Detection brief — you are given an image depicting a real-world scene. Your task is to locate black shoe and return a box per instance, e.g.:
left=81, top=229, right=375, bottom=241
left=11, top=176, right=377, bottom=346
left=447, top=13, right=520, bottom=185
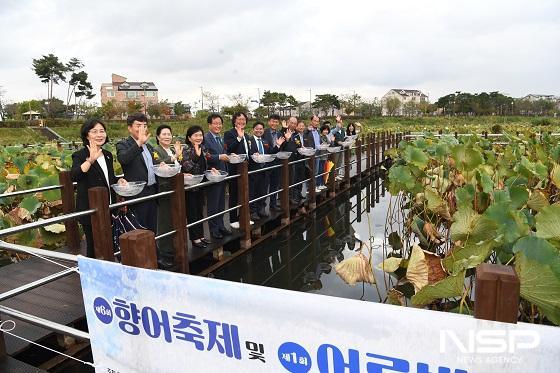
left=192, top=240, right=207, bottom=249
left=258, top=210, right=269, bottom=218
left=220, top=228, right=233, bottom=235
left=212, top=231, right=224, bottom=239
left=201, top=238, right=212, bottom=245
left=250, top=212, right=260, bottom=221
left=157, top=258, right=174, bottom=270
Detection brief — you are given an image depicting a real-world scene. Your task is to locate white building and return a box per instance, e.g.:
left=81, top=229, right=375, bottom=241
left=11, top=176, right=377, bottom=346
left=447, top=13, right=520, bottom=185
left=521, top=94, right=558, bottom=102
left=381, top=89, right=428, bottom=116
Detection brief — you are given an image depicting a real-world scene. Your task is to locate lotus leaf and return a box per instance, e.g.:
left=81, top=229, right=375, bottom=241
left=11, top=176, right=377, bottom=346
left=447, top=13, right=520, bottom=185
left=377, top=257, right=403, bottom=272
left=411, top=270, right=465, bottom=306
left=535, top=205, right=560, bottom=241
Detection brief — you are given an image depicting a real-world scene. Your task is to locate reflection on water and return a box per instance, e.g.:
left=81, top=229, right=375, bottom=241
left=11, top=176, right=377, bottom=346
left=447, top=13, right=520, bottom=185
left=211, top=175, right=392, bottom=303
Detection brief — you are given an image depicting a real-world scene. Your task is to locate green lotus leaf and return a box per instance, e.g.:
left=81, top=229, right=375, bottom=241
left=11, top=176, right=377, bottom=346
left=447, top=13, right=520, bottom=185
left=18, top=196, right=41, bottom=215
left=515, top=252, right=560, bottom=325
left=411, top=270, right=465, bottom=306
left=508, top=186, right=529, bottom=209
left=388, top=165, right=418, bottom=194
left=12, top=156, right=28, bottom=173
left=451, top=145, right=484, bottom=172
left=513, top=236, right=560, bottom=270
left=476, top=170, right=494, bottom=194
left=450, top=206, right=497, bottom=243
left=527, top=190, right=549, bottom=212
left=536, top=205, right=560, bottom=241
left=492, top=190, right=510, bottom=204
left=443, top=240, right=497, bottom=271
left=40, top=174, right=62, bottom=202
left=404, top=146, right=429, bottom=169
left=455, top=184, right=475, bottom=209
left=17, top=174, right=39, bottom=190
left=485, top=202, right=530, bottom=244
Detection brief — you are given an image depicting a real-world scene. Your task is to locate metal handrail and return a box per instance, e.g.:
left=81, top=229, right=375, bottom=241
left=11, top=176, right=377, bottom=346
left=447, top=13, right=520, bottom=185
left=0, top=184, right=70, bottom=199
left=0, top=267, right=77, bottom=302
left=109, top=190, right=174, bottom=210
left=0, top=240, right=79, bottom=262
left=0, top=305, right=90, bottom=341
left=0, top=209, right=95, bottom=238
left=186, top=204, right=242, bottom=228
left=247, top=188, right=284, bottom=205
left=247, top=163, right=283, bottom=176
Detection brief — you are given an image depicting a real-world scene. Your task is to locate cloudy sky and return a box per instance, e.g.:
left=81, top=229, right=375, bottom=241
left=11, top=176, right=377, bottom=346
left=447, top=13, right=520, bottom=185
left=1, top=0, right=559, bottom=108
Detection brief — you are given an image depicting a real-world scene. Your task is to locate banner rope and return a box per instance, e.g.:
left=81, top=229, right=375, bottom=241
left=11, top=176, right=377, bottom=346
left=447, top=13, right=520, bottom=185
left=0, top=319, right=96, bottom=368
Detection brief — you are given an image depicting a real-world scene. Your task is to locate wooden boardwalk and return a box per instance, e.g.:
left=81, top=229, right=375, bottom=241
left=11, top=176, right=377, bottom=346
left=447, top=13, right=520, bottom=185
left=0, top=142, right=391, bottom=369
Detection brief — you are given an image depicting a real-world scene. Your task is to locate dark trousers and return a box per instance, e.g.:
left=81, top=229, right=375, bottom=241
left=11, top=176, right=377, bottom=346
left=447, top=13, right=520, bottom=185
left=156, top=180, right=174, bottom=259
left=83, top=223, right=94, bottom=258
left=290, top=163, right=305, bottom=203
left=267, top=166, right=280, bottom=207
left=250, top=172, right=267, bottom=213
left=207, top=182, right=226, bottom=234
left=186, top=189, right=205, bottom=240
left=129, top=185, right=158, bottom=234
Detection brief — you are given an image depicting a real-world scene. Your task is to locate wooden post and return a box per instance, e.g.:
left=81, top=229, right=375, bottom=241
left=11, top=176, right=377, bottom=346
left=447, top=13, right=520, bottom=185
left=237, top=161, right=251, bottom=249
left=454, top=131, right=458, bottom=139
left=475, top=263, right=520, bottom=323
left=308, top=155, right=316, bottom=210
left=344, top=146, right=350, bottom=189
left=58, top=171, right=80, bottom=253
left=375, top=132, right=380, bottom=167
left=119, top=230, right=158, bottom=269
left=88, top=187, right=114, bottom=261
left=170, top=173, right=189, bottom=274
left=328, top=153, right=336, bottom=198
left=356, top=138, right=362, bottom=179
left=280, top=159, right=290, bottom=225
left=365, top=134, right=371, bottom=176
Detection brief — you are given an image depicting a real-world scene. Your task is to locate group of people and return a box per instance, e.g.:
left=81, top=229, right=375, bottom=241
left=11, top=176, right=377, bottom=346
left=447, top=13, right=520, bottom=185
left=71, top=112, right=358, bottom=268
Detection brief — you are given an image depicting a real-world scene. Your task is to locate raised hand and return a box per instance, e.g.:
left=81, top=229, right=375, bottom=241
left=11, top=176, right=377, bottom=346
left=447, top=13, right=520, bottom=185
left=284, top=129, right=293, bottom=140
left=173, top=140, right=183, bottom=155
left=236, top=126, right=244, bottom=139
left=137, top=125, right=150, bottom=145
left=87, top=143, right=103, bottom=162
left=276, top=136, right=286, bottom=146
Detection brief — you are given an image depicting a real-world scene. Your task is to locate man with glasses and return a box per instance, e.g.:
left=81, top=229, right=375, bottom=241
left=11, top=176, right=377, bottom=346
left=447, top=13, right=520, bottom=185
left=205, top=113, right=232, bottom=240
left=116, top=113, right=158, bottom=234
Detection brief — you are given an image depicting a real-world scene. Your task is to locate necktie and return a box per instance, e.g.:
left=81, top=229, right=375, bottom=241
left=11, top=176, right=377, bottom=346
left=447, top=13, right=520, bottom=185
left=271, top=131, right=277, bottom=144
left=141, top=144, right=156, bottom=186
left=215, top=136, right=223, bottom=147
left=257, top=138, right=264, bottom=154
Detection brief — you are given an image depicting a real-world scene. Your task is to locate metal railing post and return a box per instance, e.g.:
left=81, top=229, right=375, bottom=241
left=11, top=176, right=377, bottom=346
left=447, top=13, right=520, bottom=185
left=308, top=155, right=316, bottom=210
left=120, top=230, right=158, bottom=269
left=88, top=187, right=114, bottom=261
left=474, top=263, right=520, bottom=323
left=237, top=161, right=251, bottom=249
left=170, top=173, right=189, bottom=273
left=58, top=170, right=80, bottom=253
left=365, top=134, right=371, bottom=176
left=280, top=159, right=290, bottom=225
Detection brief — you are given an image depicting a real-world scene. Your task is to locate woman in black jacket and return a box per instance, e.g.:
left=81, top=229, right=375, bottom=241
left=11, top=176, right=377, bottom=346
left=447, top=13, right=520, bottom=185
left=71, top=119, right=125, bottom=257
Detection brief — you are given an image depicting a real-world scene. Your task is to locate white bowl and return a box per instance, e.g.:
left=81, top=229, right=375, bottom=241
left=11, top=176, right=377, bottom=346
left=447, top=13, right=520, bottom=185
left=111, top=181, right=146, bottom=197
left=327, top=146, right=341, bottom=153
left=275, top=151, right=292, bottom=159
left=205, top=170, right=228, bottom=183
left=318, top=143, right=331, bottom=150
left=251, top=153, right=276, bottom=163
left=153, top=164, right=181, bottom=178
left=229, top=154, right=247, bottom=164
left=297, top=147, right=316, bottom=156
left=339, top=140, right=354, bottom=148
left=184, top=174, right=204, bottom=186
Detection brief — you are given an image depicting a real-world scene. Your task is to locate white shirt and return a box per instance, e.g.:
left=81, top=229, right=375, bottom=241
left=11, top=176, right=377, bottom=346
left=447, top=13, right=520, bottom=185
left=96, top=154, right=110, bottom=188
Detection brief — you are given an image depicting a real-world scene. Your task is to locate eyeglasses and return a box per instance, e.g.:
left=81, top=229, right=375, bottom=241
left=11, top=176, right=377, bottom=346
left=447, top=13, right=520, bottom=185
left=89, top=130, right=106, bottom=135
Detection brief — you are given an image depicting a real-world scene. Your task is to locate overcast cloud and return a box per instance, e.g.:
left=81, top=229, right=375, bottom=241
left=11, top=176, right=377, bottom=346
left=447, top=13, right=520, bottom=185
left=1, top=0, right=559, bottom=107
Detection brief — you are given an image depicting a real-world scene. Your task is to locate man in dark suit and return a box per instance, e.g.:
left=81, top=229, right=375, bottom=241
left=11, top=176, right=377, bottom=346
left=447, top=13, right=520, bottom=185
left=223, top=112, right=252, bottom=227
left=285, top=119, right=312, bottom=207
left=248, top=121, right=279, bottom=221
left=116, top=113, right=158, bottom=234
left=263, top=114, right=284, bottom=212
left=304, top=115, right=322, bottom=193
left=205, top=113, right=233, bottom=239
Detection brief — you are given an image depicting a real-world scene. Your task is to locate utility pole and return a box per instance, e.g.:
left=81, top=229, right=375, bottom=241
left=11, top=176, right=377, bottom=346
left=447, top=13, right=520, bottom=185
left=256, top=88, right=261, bottom=107
left=306, top=89, right=312, bottom=114
left=200, top=86, right=204, bottom=110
